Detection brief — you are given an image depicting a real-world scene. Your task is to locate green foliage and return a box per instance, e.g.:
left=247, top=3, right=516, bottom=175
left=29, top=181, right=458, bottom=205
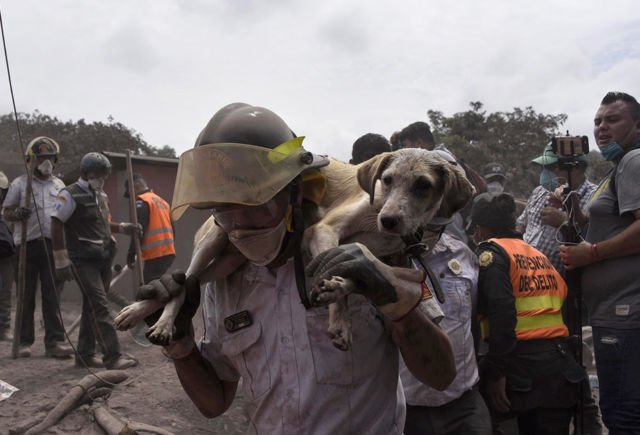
left=0, top=111, right=176, bottom=177
left=427, top=102, right=570, bottom=198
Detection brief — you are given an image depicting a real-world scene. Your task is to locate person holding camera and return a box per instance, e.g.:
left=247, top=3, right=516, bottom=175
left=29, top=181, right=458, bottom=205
left=516, top=144, right=596, bottom=274
left=560, top=91, right=640, bottom=433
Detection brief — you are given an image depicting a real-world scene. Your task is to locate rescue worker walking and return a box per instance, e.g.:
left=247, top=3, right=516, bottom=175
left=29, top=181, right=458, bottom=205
left=51, top=152, right=138, bottom=369
left=125, top=173, right=175, bottom=283
left=470, top=192, right=584, bottom=435
left=1, top=138, right=72, bottom=358
left=135, top=103, right=456, bottom=433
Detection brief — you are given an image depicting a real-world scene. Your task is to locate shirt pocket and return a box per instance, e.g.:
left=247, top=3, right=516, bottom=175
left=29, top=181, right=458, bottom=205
left=46, top=187, right=59, bottom=211
left=221, top=323, right=271, bottom=400
left=305, top=297, right=386, bottom=386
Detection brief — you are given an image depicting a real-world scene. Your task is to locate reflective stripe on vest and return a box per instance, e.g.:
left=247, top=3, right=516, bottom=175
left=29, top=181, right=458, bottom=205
left=138, top=191, right=175, bottom=260
left=490, top=238, right=568, bottom=341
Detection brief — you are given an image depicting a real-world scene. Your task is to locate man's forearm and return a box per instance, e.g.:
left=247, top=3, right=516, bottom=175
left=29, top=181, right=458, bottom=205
left=393, top=305, right=456, bottom=391
left=173, top=347, right=237, bottom=418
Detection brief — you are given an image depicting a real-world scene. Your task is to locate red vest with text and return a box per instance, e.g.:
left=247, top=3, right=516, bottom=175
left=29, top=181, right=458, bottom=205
left=488, top=238, right=569, bottom=341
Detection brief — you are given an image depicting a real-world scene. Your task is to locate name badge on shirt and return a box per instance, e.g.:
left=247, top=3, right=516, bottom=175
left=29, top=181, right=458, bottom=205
left=224, top=310, right=253, bottom=333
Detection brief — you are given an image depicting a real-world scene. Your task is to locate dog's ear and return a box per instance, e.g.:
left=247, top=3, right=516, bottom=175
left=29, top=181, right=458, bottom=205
left=436, top=161, right=475, bottom=218
left=357, top=152, right=395, bottom=204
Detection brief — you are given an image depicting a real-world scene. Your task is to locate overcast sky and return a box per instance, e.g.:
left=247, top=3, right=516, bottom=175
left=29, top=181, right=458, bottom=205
left=1, top=0, right=638, bottom=162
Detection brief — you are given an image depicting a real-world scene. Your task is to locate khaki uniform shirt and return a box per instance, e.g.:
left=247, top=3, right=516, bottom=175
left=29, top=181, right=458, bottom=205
left=200, top=259, right=406, bottom=435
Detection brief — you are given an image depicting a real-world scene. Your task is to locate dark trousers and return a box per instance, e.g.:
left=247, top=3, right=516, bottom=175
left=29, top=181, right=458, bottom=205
left=17, top=239, right=65, bottom=349
left=592, top=326, right=640, bottom=434
left=74, top=258, right=121, bottom=365
left=143, top=254, right=175, bottom=283
left=405, top=386, right=492, bottom=435
left=0, top=256, right=14, bottom=331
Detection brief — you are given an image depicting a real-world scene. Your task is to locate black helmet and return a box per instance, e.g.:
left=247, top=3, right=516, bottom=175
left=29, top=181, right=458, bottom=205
left=171, top=103, right=328, bottom=220
left=26, top=137, right=60, bottom=162
left=470, top=192, right=516, bottom=231
left=80, top=152, right=112, bottom=177
left=194, top=102, right=295, bottom=149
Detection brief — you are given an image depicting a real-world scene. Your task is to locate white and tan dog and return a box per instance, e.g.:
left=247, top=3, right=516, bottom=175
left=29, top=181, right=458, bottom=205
left=115, top=149, right=474, bottom=350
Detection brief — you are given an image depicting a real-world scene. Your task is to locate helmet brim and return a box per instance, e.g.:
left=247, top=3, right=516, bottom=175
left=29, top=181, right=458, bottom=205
left=171, top=137, right=328, bottom=220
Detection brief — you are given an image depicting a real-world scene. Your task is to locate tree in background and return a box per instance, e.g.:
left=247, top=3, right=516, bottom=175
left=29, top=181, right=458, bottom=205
left=0, top=111, right=176, bottom=178
left=427, top=102, right=610, bottom=199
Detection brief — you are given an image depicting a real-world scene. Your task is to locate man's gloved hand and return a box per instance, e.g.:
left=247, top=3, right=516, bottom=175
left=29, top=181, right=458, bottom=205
left=53, top=249, right=74, bottom=282
left=119, top=222, right=143, bottom=238
left=307, top=243, right=399, bottom=306
left=13, top=207, right=32, bottom=221
left=306, top=243, right=431, bottom=321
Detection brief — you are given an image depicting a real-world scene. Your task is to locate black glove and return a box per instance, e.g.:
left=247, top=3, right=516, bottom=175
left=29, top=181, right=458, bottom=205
left=306, top=243, right=398, bottom=306
left=14, top=207, right=32, bottom=221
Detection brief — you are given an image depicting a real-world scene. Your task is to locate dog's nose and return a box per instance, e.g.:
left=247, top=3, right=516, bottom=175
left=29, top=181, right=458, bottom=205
left=380, top=215, right=399, bottom=230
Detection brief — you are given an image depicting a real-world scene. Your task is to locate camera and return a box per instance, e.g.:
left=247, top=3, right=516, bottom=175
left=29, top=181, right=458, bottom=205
left=551, top=135, right=589, bottom=159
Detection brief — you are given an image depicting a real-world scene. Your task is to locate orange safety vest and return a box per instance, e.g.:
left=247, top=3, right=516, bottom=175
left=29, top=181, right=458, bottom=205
left=138, top=191, right=175, bottom=260
left=482, top=238, right=569, bottom=341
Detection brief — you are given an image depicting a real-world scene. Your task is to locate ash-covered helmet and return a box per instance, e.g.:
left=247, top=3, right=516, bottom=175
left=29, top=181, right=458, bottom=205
left=80, top=152, right=112, bottom=177
left=172, top=103, right=328, bottom=220
left=25, top=137, right=60, bottom=162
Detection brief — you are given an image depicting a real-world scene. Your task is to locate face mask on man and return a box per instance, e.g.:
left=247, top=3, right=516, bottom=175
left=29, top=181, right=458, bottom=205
left=539, top=168, right=558, bottom=192
left=486, top=181, right=504, bottom=194
left=88, top=177, right=106, bottom=192
left=227, top=219, right=288, bottom=266
left=599, top=142, right=626, bottom=162
left=37, top=159, right=54, bottom=176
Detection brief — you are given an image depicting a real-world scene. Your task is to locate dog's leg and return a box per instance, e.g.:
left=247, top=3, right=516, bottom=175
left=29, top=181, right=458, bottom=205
left=114, top=299, right=164, bottom=331
left=146, top=289, right=186, bottom=346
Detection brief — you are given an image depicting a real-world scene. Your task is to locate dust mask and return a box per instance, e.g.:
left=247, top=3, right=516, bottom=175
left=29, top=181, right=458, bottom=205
left=227, top=219, right=288, bottom=266
left=88, top=177, right=105, bottom=192
left=37, top=160, right=54, bottom=176
left=486, top=181, right=504, bottom=194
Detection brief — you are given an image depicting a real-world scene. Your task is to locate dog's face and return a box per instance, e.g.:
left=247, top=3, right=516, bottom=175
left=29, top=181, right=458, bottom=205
left=356, top=149, right=474, bottom=236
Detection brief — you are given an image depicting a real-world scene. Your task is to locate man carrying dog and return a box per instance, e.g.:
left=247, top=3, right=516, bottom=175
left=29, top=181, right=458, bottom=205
left=137, top=103, right=456, bottom=433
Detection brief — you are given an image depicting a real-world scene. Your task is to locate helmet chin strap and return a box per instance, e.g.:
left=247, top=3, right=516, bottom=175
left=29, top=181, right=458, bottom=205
left=290, top=176, right=312, bottom=309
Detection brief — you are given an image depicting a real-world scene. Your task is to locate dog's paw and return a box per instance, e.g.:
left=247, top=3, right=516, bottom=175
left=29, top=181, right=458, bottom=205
left=146, top=322, right=176, bottom=346
left=310, top=276, right=355, bottom=306
left=328, top=317, right=352, bottom=351
left=115, top=301, right=147, bottom=331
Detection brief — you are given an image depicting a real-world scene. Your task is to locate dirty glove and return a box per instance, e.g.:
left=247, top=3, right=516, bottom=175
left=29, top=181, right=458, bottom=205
left=13, top=206, right=32, bottom=221
left=119, top=222, right=143, bottom=238
left=306, top=242, right=435, bottom=321
left=53, top=249, right=74, bottom=282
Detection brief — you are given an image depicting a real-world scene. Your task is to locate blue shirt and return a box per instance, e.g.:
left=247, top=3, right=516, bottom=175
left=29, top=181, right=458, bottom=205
left=400, top=233, right=480, bottom=406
